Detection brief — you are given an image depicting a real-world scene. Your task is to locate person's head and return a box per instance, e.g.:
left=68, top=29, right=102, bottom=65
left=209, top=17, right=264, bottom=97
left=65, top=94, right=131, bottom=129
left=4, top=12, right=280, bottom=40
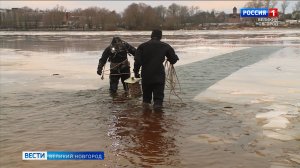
left=110, top=37, right=125, bottom=53
left=111, top=37, right=122, bottom=45
left=151, top=29, right=162, bottom=40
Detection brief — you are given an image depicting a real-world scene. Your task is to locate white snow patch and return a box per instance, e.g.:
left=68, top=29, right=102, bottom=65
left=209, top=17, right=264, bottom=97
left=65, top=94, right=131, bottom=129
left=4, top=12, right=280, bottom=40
left=263, top=130, right=295, bottom=141
left=256, top=111, right=288, bottom=120
left=262, top=116, right=290, bottom=129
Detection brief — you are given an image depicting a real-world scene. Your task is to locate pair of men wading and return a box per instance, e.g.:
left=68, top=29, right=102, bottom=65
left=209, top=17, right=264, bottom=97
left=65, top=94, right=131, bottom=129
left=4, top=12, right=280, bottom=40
left=97, top=30, right=179, bottom=109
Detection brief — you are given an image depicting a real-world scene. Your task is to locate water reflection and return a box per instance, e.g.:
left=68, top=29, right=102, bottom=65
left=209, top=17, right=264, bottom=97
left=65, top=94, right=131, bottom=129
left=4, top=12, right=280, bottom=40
left=0, top=35, right=147, bottom=53
left=108, top=106, right=180, bottom=167
left=1, top=33, right=298, bottom=53
left=1, top=31, right=299, bottom=167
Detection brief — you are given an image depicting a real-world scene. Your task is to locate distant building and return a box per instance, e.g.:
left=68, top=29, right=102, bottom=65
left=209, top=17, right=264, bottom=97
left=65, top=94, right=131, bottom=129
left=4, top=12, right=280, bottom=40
left=63, top=12, right=70, bottom=24
left=225, top=7, right=241, bottom=23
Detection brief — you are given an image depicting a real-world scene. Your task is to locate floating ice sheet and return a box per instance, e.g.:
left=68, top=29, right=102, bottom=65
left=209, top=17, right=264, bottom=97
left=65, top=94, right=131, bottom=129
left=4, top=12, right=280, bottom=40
left=263, top=130, right=295, bottom=141
left=256, top=111, right=288, bottom=120
left=262, top=116, right=290, bottom=129
left=194, top=47, right=300, bottom=106
left=194, top=47, right=300, bottom=141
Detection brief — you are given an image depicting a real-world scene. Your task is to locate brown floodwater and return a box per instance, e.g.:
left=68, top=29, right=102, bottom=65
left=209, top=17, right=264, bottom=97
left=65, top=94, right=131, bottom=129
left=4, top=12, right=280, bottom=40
left=0, top=31, right=299, bottom=168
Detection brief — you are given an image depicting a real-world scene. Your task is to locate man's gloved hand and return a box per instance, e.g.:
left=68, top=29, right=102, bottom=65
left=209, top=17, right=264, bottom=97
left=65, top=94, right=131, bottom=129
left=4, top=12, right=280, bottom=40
left=97, top=61, right=105, bottom=76
left=168, top=58, right=178, bottom=65
left=97, top=70, right=102, bottom=76
left=134, top=73, right=140, bottom=78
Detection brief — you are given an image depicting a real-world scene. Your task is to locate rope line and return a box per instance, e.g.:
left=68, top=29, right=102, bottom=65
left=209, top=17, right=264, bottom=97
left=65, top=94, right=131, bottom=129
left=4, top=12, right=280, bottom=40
left=164, top=60, right=183, bottom=104
left=100, top=58, right=183, bottom=105
left=101, top=59, right=129, bottom=80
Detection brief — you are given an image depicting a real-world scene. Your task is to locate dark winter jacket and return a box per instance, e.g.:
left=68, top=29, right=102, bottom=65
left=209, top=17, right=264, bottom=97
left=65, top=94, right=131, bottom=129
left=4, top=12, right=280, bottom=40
left=134, top=39, right=179, bottom=84
left=97, top=41, right=136, bottom=74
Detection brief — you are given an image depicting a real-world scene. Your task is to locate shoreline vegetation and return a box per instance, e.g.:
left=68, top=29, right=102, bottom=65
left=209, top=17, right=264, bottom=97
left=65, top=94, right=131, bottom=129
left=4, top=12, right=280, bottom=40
left=1, top=1, right=300, bottom=31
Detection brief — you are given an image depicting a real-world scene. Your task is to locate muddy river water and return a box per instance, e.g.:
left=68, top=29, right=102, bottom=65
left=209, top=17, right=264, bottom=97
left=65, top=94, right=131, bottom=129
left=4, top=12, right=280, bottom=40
left=0, top=30, right=299, bottom=167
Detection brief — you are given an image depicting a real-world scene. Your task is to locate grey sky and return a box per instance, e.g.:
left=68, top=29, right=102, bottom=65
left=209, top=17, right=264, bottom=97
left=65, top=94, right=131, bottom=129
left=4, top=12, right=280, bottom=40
left=0, top=1, right=297, bottom=13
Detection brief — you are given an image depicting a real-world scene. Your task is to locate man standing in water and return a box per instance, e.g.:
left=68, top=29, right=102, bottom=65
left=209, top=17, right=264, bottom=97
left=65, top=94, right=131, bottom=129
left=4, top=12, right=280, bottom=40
left=133, top=30, right=179, bottom=110
left=97, top=37, right=136, bottom=94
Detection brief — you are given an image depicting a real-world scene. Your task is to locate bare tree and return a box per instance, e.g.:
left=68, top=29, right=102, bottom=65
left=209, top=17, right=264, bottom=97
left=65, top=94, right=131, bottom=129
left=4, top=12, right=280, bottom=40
left=263, top=0, right=278, bottom=8
left=294, top=1, right=300, bottom=11
left=197, top=11, right=208, bottom=27
left=216, top=11, right=226, bottom=23
left=82, top=7, right=97, bottom=29
left=281, top=1, right=289, bottom=14
left=179, top=6, right=189, bottom=27
left=189, top=6, right=199, bottom=16
left=32, top=8, right=43, bottom=29
left=167, top=3, right=180, bottom=17
left=5, top=2, right=294, bottom=30
left=154, top=5, right=167, bottom=27
left=123, top=3, right=140, bottom=30
left=271, top=0, right=278, bottom=8
left=123, top=3, right=159, bottom=30
left=293, top=1, right=300, bottom=19
left=43, top=5, right=66, bottom=29
left=94, top=8, right=120, bottom=30
left=245, top=0, right=264, bottom=8
left=165, top=3, right=181, bottom=29
left=105, top=10, right=121, bottom=30
left=143, top=6, right=160, bottom=29
left=188, top=6, right=200, bottom=26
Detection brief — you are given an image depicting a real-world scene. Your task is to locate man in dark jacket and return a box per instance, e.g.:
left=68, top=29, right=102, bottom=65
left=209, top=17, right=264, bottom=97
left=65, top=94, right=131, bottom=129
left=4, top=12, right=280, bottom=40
left=97, top=37, right=136, bottom=94
left=133, top=30, right=179, bottom=109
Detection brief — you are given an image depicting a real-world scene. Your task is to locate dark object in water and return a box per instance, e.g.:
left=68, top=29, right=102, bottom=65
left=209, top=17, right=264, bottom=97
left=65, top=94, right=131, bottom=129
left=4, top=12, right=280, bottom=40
left=124, top=77, right=142, bottom=97
left=224, top=106, right=233, bottom=109
left=112, top=99, right=126, bottom=103
left=142, top=102, right=151, bottom=110
left=153, top=105, right=163, bottom=113
left=52, top=74, right=60, bottom=76
left=111, top=93, right=129, bottom=103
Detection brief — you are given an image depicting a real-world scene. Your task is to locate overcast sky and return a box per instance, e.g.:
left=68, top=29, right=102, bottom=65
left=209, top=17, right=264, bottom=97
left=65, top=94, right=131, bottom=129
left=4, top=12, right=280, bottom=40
left=0, top=1, right=297, bottom=13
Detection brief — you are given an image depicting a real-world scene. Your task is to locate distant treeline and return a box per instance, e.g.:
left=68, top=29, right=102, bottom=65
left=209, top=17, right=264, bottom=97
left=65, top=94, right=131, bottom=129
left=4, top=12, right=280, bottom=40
left=0, top=3, right=225, bottom=30
left=0, top=1, right=299, bottom=30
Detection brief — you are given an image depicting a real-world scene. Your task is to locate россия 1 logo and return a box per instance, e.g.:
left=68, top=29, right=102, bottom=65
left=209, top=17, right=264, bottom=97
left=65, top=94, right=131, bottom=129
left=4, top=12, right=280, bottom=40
left=240, top=8, right=278, bottom=18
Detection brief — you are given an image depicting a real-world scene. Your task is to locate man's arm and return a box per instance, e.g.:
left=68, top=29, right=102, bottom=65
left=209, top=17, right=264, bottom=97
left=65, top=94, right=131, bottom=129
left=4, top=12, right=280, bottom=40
left=125, top=42, right=136, bottom=56
left=166, top=45, right=179, bottom=64
left=97, top=47, right=110, bottom=75
left=133, top=46, right=142, bottom=78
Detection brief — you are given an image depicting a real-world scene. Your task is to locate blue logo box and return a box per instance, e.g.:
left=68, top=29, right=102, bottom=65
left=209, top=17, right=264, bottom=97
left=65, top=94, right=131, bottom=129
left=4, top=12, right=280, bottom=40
left=23, top=151, right=104, bottom=160
left=47, top=151, right=104, bottom=160
left=240, top=8, right=269, bottom=18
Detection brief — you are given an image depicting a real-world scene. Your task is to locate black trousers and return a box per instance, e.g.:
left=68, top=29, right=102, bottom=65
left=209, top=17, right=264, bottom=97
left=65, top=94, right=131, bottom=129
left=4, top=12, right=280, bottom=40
left=142, top=82, right=165, bottom=105
left=109, top=67, right=130, bottom=93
